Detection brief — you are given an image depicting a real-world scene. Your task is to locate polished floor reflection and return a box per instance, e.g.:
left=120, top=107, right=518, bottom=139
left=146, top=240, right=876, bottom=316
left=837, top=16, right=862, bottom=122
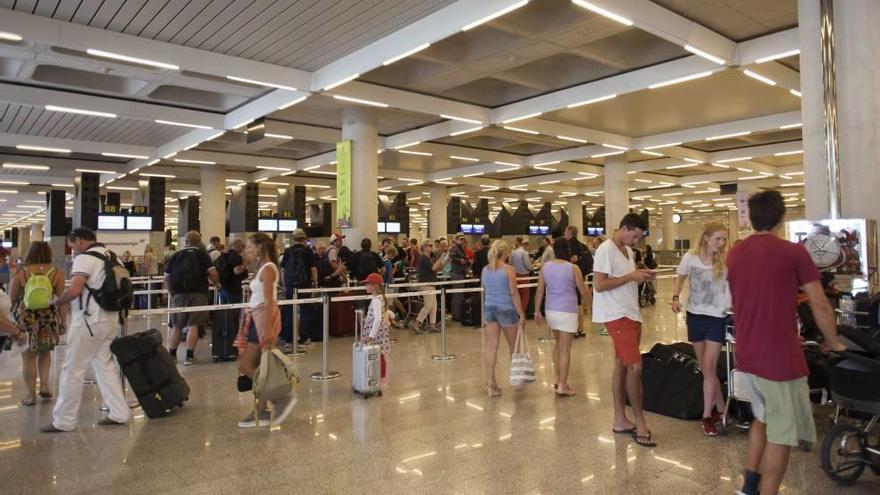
left=0, top=279, right=877, bottom=494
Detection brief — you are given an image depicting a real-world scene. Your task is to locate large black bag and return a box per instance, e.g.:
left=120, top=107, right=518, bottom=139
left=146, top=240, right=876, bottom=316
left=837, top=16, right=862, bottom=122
left=461, top=293, right=482, bottom=327
left=641, top=343, right=706, bottom=420
left=212, top=308, right=239, bottom=362
left=168, top=249, right=201, bottom=294
left=111, top=329, right=190, bottom=418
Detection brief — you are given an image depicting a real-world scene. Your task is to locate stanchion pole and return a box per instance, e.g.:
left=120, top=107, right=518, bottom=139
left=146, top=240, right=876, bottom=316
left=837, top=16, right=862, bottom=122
left=311, top=293, right=340, bottom=380
left=432, top=287, right=456, bottom=361
left=288, top=288, right=305, bottom=357
left=146, top=283, right=153, bottom=330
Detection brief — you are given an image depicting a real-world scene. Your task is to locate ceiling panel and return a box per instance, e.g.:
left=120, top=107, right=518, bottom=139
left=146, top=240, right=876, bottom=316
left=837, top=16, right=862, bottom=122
left=651, top=0, right=797, bottom=41
left=539, top=69, right=801, bottom=137
left=6, top=0, right=455, bottom=71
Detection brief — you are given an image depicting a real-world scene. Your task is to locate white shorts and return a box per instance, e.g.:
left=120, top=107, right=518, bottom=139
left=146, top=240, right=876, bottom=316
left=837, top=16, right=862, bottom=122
left=545, top=310, right=579, bottom=333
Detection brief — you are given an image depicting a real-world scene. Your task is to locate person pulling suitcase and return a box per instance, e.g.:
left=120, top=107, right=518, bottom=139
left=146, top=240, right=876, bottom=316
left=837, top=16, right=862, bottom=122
left=358, top=273, right=391, bottom=392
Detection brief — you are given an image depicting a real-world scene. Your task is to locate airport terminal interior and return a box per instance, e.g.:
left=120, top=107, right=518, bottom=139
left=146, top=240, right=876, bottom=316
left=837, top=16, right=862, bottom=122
left=0, top=0, right=879, bottom=494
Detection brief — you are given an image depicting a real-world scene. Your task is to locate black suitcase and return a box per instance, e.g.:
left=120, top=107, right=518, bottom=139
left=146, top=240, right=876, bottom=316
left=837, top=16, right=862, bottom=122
left=212, top=308, right=240, bottom=362
left=461, top=294, right=482, bottom=327
left=111, top=329, right=190, bottom=418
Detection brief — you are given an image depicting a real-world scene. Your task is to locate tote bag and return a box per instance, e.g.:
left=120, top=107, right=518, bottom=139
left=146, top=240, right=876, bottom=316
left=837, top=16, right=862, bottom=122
left=509, top=324, right=536, bottom=386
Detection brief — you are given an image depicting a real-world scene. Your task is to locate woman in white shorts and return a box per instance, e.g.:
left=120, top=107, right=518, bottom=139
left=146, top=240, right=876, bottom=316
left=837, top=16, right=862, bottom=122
left=534, top=238, right=591, bottom=396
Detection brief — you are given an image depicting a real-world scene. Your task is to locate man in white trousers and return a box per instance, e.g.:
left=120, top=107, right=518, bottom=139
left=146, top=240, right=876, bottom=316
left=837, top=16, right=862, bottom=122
left=42, top=227, right=130, bottom=432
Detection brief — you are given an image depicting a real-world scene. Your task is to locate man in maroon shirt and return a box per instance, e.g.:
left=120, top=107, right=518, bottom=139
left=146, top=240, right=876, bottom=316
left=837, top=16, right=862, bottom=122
left=727, top=190, right=845, bottom=495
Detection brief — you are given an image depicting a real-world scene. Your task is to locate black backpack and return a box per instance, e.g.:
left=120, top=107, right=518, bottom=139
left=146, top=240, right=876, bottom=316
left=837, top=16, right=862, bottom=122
left=283, top=246, right=310, bottom=288
left=82, top=249, right=133, bottom=313
left=215, top=252, right=236, bottom=288
left=169, top=249, right=202, bottom=294
left=355, top=250, right=378, bottom=281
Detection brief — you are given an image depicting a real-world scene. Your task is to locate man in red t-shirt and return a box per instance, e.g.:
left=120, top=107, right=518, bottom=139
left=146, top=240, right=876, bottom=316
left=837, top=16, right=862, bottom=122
left=727, top=190, right=845, bottom=495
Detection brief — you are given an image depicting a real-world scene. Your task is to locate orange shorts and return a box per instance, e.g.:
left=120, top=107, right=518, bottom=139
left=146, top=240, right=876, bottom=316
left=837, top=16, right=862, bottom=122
left=605, top=317, right=642, bottom=366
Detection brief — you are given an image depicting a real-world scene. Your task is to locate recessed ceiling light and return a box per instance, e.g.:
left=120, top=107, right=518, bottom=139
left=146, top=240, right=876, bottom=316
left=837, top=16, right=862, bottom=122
left=449, top=126, right=485, bottom=136
left=255, top=165, right=292, bottom=171
left=398, top=150, right=432, bottom=156
left=140, top=173, right=176, bottom=178
left=225, top=75, right=297, bottom=91
left=264, top=133, right=294, bottom=140
left=462, top=0, right=530, bottom=31
left=106, top=186, right=139, bottom=191
left=643, top=142, right=681, bottom=150
left=173, top=159, right=216, bottom=165
left=789, top=89, right=802, bottom=97
left=2, top=163, right=49, bottom=171
left=277, top=96, right=308, bottom=110
left=706, top=131, right=752, bottom=141
left=501, top=112, right=542, bottom=124
left=503, top=126, right=539, bottom=135
left=332, top=95, right=388, bottom=108
left=557, top=135, right=588, bottom=143
left=743, top=70, right=776, bottom=86
left=566, top=94, right=616, bottom=109
left=101, top=152, right=150, bottom=159
left=572, top=0, right=633, bottom=26
left=75, top=168, right=115, bottom=174
left=382, top=43, right=431, bottom=66
left=684, top=45, right=727, bottom=65
left=16, top=144, right=71, bottom=154
left=648, top=71, right=713, bottom=89
left=323, top=74, right=360, bottom=91
left=155, top=120, right=213, bottom=130
left=45, top=105, right=116, bottom=118
left=755, top=49, right=800, bottom=64
left=774, top=150, right=804, bottom=157
left=440, top=114, right=483, bottom=125
left=86, top=48, right=179, bottom=70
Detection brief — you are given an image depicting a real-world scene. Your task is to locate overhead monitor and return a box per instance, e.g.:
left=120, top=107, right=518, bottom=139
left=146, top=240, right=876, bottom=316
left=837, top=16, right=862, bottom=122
left=385, top=222, right=401, bottom=233
left=461, top=224, right=473, bottom=234
left=278, top=219, right=298, bottom=232
left=258, top=219, right=278, bottom=232
left=98, top=215, right=125, bottom=230
left=377, top=221, right=386, bottom=233
left=125, top=216, right=152, bottom=231
left=528, top=225, right=539, bottom=235
left=472, top=224, right=486, bottom=234
left=0, top=240, right=11, bottom=249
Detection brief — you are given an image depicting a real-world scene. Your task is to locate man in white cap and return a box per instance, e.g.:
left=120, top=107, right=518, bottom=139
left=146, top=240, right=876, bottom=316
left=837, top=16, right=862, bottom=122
left=325, top=231, right=347, bottom=286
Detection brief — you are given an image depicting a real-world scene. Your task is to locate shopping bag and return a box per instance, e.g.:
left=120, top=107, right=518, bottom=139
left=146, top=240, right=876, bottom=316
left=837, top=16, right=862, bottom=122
left=253, top=348, right=299, bottom=403
left=509, top=325, right=535, bottom=386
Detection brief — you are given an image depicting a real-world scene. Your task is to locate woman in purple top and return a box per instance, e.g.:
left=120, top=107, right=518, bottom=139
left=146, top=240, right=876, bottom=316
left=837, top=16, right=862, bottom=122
left=534, top=237, right=591, bottom=396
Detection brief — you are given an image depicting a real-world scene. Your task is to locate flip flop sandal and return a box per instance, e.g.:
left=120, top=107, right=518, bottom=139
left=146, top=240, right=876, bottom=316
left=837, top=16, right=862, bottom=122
left=555, top=386, right=576, bottom=397
left=21, top=395, right=36, bottom=406
left=39, top=391, right=53, bottom=399
left=612, top=427, right=637, bottom=435
left=632, top=431, right=657, bottom=448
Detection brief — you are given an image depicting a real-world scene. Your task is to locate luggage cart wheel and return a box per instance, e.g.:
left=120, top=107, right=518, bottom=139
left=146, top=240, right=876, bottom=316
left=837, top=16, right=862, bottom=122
left=717, top=422, right=728, bottom=436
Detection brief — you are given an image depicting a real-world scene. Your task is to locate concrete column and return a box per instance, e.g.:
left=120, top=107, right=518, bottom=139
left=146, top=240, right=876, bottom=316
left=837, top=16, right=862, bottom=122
left=30, top=223, right=43, bottom=243
left=662, top=205, right=675, bottom=250
left=200, top=166, right=226, bottom=243
left=800, top=0, right=880, bottom=222
left=429, top=184, right=448, bottom=240
left=567, top=197, right=583, bottom=236
left=341, top=106, right=378, bottom=248
left=603, top=155, right=629, bottom=233
left=728, top=209, right=740, bottom=243
left=17, top=225, right=30, bottom=257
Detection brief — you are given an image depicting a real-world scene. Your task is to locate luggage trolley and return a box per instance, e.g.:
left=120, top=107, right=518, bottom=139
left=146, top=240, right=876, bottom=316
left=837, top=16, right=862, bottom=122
left=721, top=314, right=751, bottom=433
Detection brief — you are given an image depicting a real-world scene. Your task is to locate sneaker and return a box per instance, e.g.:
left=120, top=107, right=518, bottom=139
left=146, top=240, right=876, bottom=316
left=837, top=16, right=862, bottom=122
left=428, top=324, right=441, bottom=333
left=702, top=417, right=719, bottom=436
left=184, top=356, right=197, bottom=366
left=270, top=394, right=297, bottom=425
left=711, top=408, right=724, bottom=424
left=298, top=339, right=315, bottom=349
left=238, top=410, right=271, bottom=428
left=598, top=328, right=609, bottom=336
left=575, top=331, right=586, bottom=339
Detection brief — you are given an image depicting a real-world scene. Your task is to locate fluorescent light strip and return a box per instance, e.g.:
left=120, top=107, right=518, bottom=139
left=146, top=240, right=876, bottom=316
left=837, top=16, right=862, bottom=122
left=332, top=95, right=388, bottom=108
left=774, top=150, right=804, bottom=157
left=260, top=181, right=288, bottom=186
left=566, top=93, right=616, bottom=109
left=557, top=135, right=588, bottom=143
left=786, top=171, right=805, bottom=176
left=394, top=141, right=421, bottom=149
left=75, top=168, right=114, bottom=174
left=278, top=96, right=308, bottom=110
left=140, top=173, right=176, bottom=178
left=790, top=89, right=802, bottom=97
left=312, top=170, right=337, bottom=176
left=780, top=123, right=803, bottom=129
left=494, top=161, right=520, bottom=167
left=755, top=49, right=800, bottom=64
left=174, top=159, right=215, bottom=165
left=16, top=144, right=70, bottom=153
left=86, top=48, right=179, bottom=70
left=225, top=75, right=297, bottom=91
left=683, top=181, right=709, bottom=186
left=462, top=0, right=530, bottom=31
left=743, top=70, right=776, bottom=86
left=684, top=45, right=727, bottom=65
left=503, top=126, right=539, bottom=135
left=45, top=105, right=116, bottom=118
left=533, top=160, right=560, bottom=167
left=0, top=31, right=23, bottom=42
left=171, top=189, right=200, bottom=194
left=264, top=133, right=294, bottom=140
left=716, top=156, right=752, bottom=163
left=578, top=172, right=598, bottom=178
left=2, top=163, right=49, bottom=171
left=706, top=131, right=751, bottom=141
left=323, top=74, right=360, bottom=91
left=643, top=142, right=681, bottom=150
left=256, top=166, right=292, bottom=171
left=533, top=166, right=557, bottom=171
left=711, top=163, right=730, bottom=169
left=398, top=150, right=432, bottom=156
left=101, top=152, right=150, bottom=159
left=501, top=112, right=542, bottom=124
left=539, top=180, right=559, bottom=185
left=155, top=120, right=213, bottom=130
left=106, top=186, right=138, bottom=191
left=0, top=180, right=28, bottom=185
left=592, top=150, right=624, bottom=158
left=640, top=150, right=663, bottom=157
left=451, top=156, right=480, bottom=162
left=382, top=43, right=431, bottom=65
left=667, top=163, right=698, bottom=170
left=572, top=0, right=633, bottom=26
left=648, top=71, right=713, bottom=89
left=440, top=114, right=483, bottom=125
left=450, top=126, right=485, bottom=136
left=634, top=179, right=652, bottom=183
left=463, top=172, right=484, bottom=177
left=601, top=143, right=628, bottom=151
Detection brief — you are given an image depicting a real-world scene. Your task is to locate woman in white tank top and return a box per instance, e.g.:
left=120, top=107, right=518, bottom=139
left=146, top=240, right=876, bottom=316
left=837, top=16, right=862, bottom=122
left=234, top=233, right=293, bottom=428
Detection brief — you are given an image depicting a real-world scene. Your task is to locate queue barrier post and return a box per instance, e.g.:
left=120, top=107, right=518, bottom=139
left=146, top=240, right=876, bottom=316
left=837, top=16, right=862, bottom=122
left=432, top=286, right=456, bottom=361
left=288, top=288, right=306, bottom=357
left=310, top=293, right=341, bottom=380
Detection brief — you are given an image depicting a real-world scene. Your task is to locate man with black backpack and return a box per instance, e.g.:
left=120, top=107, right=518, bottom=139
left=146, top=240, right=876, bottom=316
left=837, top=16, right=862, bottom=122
left=164, top=231, right=219, bottom=366
left=213, top=238, right=248, bottom=361
left=280, top=229, right=318, bottom=347
left=352, top=238, right=382, bottom=283
left=42, top=227, right=131, bottom=432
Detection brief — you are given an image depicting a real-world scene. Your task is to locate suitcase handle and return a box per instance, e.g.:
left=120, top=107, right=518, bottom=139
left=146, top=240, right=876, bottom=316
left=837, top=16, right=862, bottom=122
left=354, top=308, right=365, bottom=342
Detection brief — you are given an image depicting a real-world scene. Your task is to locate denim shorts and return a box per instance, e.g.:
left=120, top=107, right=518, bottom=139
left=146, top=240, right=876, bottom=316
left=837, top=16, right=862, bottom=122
left=483, top=306, right=519, bottom=326
left=247, top=320, right=258, bottom=344
left=686, top=312, right=726, bottom=343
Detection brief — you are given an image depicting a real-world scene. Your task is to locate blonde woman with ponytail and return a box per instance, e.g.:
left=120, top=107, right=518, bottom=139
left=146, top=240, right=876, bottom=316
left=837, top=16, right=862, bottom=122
left=481, top=240, right=526, bottom=398
left=672, top=222, right=732, bottom=436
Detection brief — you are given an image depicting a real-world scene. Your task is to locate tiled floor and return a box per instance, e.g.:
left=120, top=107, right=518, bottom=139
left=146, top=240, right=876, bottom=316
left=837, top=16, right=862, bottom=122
left=0, top=279, right=877, bottom=494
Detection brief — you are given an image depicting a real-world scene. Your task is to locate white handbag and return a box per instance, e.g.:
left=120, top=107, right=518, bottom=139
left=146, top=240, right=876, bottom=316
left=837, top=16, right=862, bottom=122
left=509, top=325, right=536, bottom=386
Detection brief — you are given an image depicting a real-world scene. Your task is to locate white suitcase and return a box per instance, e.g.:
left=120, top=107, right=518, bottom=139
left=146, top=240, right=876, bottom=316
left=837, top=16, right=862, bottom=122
left=352, top=309, right=382, bottom=397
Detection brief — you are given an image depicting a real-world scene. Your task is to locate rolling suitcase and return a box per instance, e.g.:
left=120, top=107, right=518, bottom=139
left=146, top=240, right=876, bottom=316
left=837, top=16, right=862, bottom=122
left=461, top=293, right=482, bottom=327
left=111, top=328, right=190, bottom=418
left=330, top=297, right=356, bottom=338
left=212, top=308, right=240, bottom=362
left=352, top=309, right=382, bottom=397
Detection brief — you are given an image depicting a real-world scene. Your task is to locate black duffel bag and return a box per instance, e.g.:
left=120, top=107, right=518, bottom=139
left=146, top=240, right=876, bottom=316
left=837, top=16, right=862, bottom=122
left=641, top=343, right=705, bottom=420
